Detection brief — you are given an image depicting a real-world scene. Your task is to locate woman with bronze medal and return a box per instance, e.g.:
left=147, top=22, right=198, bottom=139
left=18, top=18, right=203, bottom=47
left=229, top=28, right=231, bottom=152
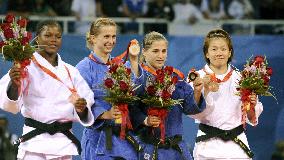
left=189, top=29, right=264, bottom=160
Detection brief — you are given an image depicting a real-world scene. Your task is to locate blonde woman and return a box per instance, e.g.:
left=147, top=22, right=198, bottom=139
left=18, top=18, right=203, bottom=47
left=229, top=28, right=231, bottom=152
left=76, top=18, right=140, bottom=160
left=131, top=31, right=205, bottom=160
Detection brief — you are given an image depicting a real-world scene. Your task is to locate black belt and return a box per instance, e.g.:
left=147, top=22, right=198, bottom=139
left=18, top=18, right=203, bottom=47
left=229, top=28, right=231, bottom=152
left=196, top=124, right=254, bottom=158
left=140, top=134, right=184, bottom=160
left=98, top=125, right=143, bottom=152
left=13, top=118, right=81, bottom=154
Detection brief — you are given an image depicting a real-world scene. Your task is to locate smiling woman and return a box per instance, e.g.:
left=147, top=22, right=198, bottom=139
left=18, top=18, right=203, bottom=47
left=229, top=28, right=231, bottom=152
left=190, top=29, right=264, bottom=160
left=0, top=20, right=95, bottom=160
left=35, top=21, right=63, bottom=66
left=76, top=17, right=141, bottom=160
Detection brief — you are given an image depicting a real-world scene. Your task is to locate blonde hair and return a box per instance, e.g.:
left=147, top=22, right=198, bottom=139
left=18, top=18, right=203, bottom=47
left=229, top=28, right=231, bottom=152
left=86, top=18, right=117, bottom=50
left=140, top=31, right=168, bottom=63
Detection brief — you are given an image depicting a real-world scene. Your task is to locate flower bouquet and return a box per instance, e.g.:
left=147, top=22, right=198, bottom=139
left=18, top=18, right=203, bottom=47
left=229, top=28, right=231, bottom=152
left=237, top=55, right=274, bottom=128
left=0, top=14, right=34, bottom=94
left=103, top=43, right=140, bottom=139
left=142, top=66, right=182, bottom=142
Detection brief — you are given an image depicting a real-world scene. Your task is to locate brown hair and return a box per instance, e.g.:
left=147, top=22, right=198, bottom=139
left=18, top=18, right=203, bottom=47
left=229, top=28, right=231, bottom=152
left=140, top=31, right=168, bottom=63
left=203, top=28, right=234, bottom=64
left=86, top=18, right=117, bottom=50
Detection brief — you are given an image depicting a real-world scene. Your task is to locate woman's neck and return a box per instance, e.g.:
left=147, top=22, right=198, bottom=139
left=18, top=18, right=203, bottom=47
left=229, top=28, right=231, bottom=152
left=93, top=50, right=109, bottom=64
left=39, top=52, right=58, bottom=66
left=209, top=64, right=228, bottom=75
left=145, top=62, right=160, bottom=71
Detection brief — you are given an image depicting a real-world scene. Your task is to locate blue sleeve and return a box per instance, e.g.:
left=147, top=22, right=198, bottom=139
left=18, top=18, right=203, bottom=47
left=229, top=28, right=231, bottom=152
left=76, top=58, right=110, bottom=129
left=130, top=68, right=148, bottom=130
left=91, top=99, right=110, bottom=129
left=134, top=68, right=147, bottom=96
left=124, top=61, right=143, bottom=81
left=172, top=81, right=206, bottom=115
left=129, top=102, right=147, bottom=130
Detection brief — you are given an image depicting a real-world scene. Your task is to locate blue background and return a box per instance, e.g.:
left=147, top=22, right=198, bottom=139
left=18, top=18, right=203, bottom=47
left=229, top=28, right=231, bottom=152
left=1, top=35, right=283, bottom=160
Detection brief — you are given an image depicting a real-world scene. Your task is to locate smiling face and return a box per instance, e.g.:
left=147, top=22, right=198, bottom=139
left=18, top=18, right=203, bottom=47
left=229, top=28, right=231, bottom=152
left=37, top=25, right=62, bottom=57
left=203, top=29, right=234, bottom=67
left=91, top=25, right=116, bottom=56
left=143, top=40, right=168, bottom=70
left=206, top=38, right=231, bottom=69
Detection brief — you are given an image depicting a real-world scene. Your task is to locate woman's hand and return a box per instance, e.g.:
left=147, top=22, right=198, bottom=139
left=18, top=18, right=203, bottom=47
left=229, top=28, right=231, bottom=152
left=193, top=76, right=203, bottom=93
left=193, top=75, right=204, bottom=104
left=128, top=39, right=140, bottom=58
left=249, top=92, right=257, bottom=106
left=203, top=74, right=219, bottom=92
left=247, top=92, right=257, bottom=122
left=145, top=116, right=161, bottom=127
left=9, top=63, right=21, bottom=87
left=128, top=39, right=140, bottom=76
left=110, top=105, right=122, bottom=120
left=100, top=106, right=122, bottom=120
left=7, top=63, right=22, bottom=100
left=74, top=98, right=87, bottom=113
left=69, top=92, right=88, bottom=119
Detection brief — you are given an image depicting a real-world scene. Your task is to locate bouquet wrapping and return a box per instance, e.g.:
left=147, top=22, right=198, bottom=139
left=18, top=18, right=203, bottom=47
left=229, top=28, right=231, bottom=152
left=237, top=55, right=274, bottom=128
left=0, top=14, right=34, bottom=95
left=142, top=66, right=182, bottom=142
left=103, top=40, right=140, bottom=139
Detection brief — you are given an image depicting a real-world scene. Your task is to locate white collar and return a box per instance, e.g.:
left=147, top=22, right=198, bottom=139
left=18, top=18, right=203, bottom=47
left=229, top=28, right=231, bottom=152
left=204, top=64, right=232, bottom=76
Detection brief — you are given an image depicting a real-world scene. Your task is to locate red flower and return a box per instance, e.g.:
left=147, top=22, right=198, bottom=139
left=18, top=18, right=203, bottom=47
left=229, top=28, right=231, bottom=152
left=126, top=68, right=131, bottom=75
left=156, top=69, right=164, bottom=76
left=1, top=23, right=11, bottom=31
left=156, top=74, right=164, bottom=83
left=119, top=81, right=129, bottom=92
left=5, top=14, right=15, bottom=23
left=4, top=28, right=14, bottom=39
left=240, top=89, right=251, bottom=102
left=109, top=64, right=118, bottom=73
left=162, top=90, right=171, bottom=99
left=171, top=76, right=178, bottom=84
left=155, top=69, right=165, bottom=83
left=0, top=41, right=6, bottom=48
left=254, top=56, right=264, bottom=66
left=104, top=78, right=114, bottom=88
left=164, top=66, right=173, bottom=75
left=21, top=59, right=31, bottom=68
left=262, top=76, right=270, bottom=85
left=146, top=85, right=156, bottom=95
left=266, top=67, right=273, bottom=76
left=17, top=19, right=27, bottom=28
left=26, top=32, right=33, bottom=41
left=21, top=37, right=30, bottom=45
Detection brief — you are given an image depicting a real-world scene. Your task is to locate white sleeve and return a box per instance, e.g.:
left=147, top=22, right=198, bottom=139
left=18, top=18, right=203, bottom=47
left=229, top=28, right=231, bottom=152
left=73, top=68, right=94, bottom=127
left=0, top=73, right=22, bottom=114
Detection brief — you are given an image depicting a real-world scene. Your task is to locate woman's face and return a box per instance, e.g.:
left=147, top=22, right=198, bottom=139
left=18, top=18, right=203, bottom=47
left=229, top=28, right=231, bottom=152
left=37, top=25, right=62, bottom=56
left=143, top=40, right=167, bottom=70
left=206, top=38, right=231, bottom=68
left=92, top=26, right=116, bottom=55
